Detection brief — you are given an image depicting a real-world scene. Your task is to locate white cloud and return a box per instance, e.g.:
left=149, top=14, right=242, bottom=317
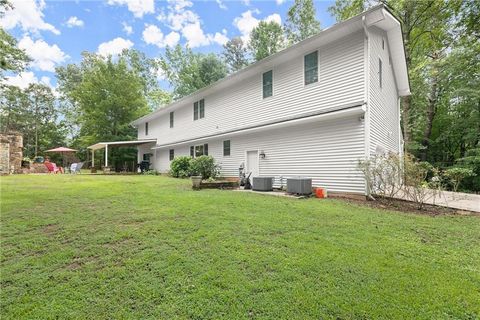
left=122, top=22, right=133, bottom=35
left=216, top=0, right=227, bottom=10
left=2, top=72, right=58, bottom=95
left=107, top=0, right=154, bottom=18
left=233, top=10, right=259, bottom=38
left=97, top=37, right=134, bottom=56
left=18, top=36, right=68, bottom=72
left=265, top=13, right=282, bottom=25
left=242, top=0, right=251, bottom=6
left=211, top=29, right=229, bottom=46
left=0, top=0, right=60, bottom=35
left=233, top=10, right=282, bottom=44
left=157, top=0, right=229, bottom=48
left=2, top=71, right=38, bottom=89
left=142, top=24, right=180, bottom=48
left=66, top=16, right=84, bottom=28
left=276, top=0, right=286, bottom=4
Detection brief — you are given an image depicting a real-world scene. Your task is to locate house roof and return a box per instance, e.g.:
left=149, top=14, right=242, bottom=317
left=131, top=4, right=410, bottom=126
left=87, top=139, right=157, bottom=150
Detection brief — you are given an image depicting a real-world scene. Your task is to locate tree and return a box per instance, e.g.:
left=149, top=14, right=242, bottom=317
left=223, top=37, right=249, bottom=73
left=0, top=84, right=65, bottom=157
left=56, top=52, right=152, bottom=168
left=328, top=0, right=458, bottom=154
left=285, top=0, right=321, bottom=44
left=249, top=21, right=285, bottom=61
left=199, top=54, right=228, bottom=86
left=0, top=2, right=30, bottom=79
left=160, top=45, right=227, bottom=99
left=25, top=84, right=57, bottom=156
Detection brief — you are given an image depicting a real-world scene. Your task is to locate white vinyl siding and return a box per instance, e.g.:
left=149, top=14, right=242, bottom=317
left=138, top=31, right=365, bottom=144
left=152, top=116, right=365, bottom=194
left=368, top=27, right=400, bottom=155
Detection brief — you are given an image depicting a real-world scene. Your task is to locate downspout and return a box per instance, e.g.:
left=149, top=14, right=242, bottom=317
left=362, top=16, right=373, bottom=199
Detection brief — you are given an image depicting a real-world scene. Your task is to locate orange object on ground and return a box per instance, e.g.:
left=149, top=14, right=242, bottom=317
left=315, top=188, right=327, bottom=198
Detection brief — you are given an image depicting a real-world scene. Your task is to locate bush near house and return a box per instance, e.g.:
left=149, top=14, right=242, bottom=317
left=357, top=153, right=476, bottom=209
left=170, top=155, right=220, bottom=180
left=170, top=156, right=192, bottom=178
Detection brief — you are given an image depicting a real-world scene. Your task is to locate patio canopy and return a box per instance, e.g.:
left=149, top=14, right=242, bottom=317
left=87, top=139, right=156, bottom=167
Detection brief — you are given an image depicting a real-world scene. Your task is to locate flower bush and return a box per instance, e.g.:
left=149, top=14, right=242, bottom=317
left=170, top=156, right=193, bottom=178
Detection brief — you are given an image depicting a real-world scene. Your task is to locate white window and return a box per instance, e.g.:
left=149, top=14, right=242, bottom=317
left=190, top=144, right=208, bottom=157
left=193, top=99, right=205, bottom=120
left=223, top=140, right=230, bottom=156
left=262, top=70, right=273, bottom=98
left=304, top=51, right=318, bottom=85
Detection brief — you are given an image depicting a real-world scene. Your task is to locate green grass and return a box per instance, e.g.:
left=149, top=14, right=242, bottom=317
left=1, top=175, right=479, bottom=319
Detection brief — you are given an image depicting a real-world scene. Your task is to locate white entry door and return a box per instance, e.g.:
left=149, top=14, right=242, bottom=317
left=246, top=150, right=259, bottom=177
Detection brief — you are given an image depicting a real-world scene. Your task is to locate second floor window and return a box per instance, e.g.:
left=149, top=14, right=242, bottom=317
left=193, top=99, right=205, bottom=120
left=263, top=70, right=273, bottom=98
left=145, top=122, right=149, bottom=135
left=304, top=51, right=318, bottom=85
left=170, top=111, right=174, bottom=128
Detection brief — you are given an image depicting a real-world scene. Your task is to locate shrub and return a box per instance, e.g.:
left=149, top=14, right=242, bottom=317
left=170, top=156, right=192, bottom=178
left=358, top=152, right=445, bottom=210
left=444, top=167, right=476, bottom=193
left=190, top=155, right=220, bottom=179
left=143, top=170, right=160, bottom=175
left=357, top=152, right=403, bottom=199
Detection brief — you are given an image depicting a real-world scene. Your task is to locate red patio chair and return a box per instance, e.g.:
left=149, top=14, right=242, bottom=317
left=44, top=162, right=62, bottom=174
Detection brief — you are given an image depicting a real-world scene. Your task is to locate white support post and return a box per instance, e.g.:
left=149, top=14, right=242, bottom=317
left=91, top=149, right=94, bottom=168
left=105, top=144, right=108, bottom=167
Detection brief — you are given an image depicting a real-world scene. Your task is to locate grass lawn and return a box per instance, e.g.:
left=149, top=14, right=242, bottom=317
left=1, top=175, right=479, bottom=319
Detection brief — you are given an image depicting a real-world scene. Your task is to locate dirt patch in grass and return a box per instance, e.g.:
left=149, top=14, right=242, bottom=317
left=341, top=197, right=479, bottom=216
left=65, top=255, right=100, bottom=270
left=40, top=223, right=59, bottom=235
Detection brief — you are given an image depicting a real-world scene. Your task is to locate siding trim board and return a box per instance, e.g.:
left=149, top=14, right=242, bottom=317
left=152, top=102, right=365, bottom=149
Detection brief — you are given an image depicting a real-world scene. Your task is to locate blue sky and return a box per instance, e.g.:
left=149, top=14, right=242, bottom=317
left=2, top=0, right=336, bottom=90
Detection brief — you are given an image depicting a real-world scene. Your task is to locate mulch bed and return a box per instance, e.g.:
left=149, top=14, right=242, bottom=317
left=339, top=196, right=479, bottom=217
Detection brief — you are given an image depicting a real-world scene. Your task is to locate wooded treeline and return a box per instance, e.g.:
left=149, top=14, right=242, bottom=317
left=1, top=0, right=479, bottom=191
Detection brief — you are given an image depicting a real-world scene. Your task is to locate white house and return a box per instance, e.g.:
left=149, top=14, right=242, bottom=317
left=131, top=5, right=410, bottom=196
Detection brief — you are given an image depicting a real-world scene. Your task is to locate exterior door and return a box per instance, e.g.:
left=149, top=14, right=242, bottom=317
left=246, top=150, right=259, bottom=177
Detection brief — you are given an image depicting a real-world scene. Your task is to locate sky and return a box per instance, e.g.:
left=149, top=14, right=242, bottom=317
left=1, top=0, right=336, bottom=91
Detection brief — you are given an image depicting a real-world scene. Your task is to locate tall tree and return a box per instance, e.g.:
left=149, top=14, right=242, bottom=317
left=0, top=1, right=30, bottom=79
left=249, top=21, right=285, bottom=61
left=56, top=52, right=151, bottom=151
left=328, top=0, right=458, bottom=156
left=0, top=84, right=65, bottom=157
left=285, top=0, right=321, bottom=44
left=25, top=84, right=56, bottom=156
left=160, top=45, right=227, bottom=99
left=223, top=37, right=250, bottom=73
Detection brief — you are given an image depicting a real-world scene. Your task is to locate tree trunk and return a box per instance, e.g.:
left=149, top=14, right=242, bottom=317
left=402, top=95, right=412, bottom=148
